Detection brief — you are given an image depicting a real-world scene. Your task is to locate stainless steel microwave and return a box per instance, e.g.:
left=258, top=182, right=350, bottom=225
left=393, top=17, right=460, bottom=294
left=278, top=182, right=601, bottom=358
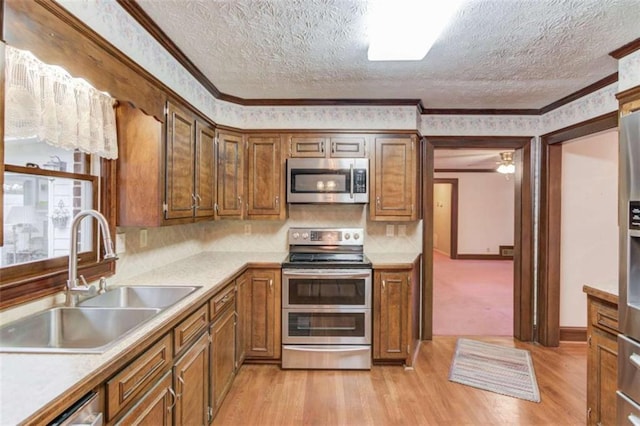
left=286, top=158, right=369, bottom=204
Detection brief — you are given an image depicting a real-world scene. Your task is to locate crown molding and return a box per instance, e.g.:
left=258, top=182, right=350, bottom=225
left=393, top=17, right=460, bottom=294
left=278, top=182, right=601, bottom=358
left=118, top=0, right=619, bottom=116
left=609, top=37, right=640, bottom=59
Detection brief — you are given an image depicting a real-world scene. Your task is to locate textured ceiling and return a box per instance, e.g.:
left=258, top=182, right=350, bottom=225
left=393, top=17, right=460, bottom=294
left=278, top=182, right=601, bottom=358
left=135, top=0, right=640, bottom=109
left=434, top=149, right=512, bottom=169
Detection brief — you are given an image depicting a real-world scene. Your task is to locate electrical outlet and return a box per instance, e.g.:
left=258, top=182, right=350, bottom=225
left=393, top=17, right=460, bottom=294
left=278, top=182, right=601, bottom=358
left=244, top=224, right=252, bottom=236
left=386, top=224, right=394, bottom=237
left=397, top=225, right=407, bottom=237
left=116, top=233, right=126, bottom=254
left=140, top=229, right=148, bottom=248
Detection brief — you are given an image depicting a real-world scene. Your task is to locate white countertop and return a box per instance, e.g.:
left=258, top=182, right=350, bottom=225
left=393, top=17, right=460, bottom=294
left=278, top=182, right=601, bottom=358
left=366, top=252, right=421, bottom=267
left=0, top=251, right=286, bottom=425
left=584, top=282, right=619, bottom=297
left=0, top=250, right=421, bottom=424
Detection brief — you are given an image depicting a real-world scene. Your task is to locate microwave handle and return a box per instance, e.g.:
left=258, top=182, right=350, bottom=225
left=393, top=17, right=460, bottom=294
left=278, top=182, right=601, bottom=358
left=349, top=163, right=354, bottom=199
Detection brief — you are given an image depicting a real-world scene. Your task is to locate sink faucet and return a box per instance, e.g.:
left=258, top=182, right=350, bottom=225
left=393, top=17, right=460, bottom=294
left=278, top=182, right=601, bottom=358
left=66, top=209, right=118, bottom=306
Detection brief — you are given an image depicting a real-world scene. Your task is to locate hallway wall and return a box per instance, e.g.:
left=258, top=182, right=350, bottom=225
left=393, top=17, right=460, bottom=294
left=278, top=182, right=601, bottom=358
left=560, top=129, right=619, bottom=327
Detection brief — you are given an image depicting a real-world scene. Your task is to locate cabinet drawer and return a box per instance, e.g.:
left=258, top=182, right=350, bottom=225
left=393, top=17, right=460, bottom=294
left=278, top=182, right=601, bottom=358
left=106, top=334, right=173, bottom=421
left=590, top=299, right=619, bottom=335
left=115, top=371, right=173, bottom=425
left=210, top=283, right=236, bottom=320
left=174, top=304, right=208, bottom=355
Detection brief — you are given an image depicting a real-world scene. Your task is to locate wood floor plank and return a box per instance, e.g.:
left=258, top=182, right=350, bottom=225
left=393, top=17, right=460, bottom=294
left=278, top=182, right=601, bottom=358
left=213, top=337, right=586, bottom=426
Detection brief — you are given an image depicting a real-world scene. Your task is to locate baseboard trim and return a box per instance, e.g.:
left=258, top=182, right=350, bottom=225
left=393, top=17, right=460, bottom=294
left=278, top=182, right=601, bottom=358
left=456, top=254, right=511, bottom=260
left=559, top=327, right=587, bottom=342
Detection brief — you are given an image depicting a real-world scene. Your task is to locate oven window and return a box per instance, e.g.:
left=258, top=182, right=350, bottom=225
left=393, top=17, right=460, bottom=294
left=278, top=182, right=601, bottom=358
left=288, top=278, right=365, bottom=305
left=288, top=312, right=366, bottom=337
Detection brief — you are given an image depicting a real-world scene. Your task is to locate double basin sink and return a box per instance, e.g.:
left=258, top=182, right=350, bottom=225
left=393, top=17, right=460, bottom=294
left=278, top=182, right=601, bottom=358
left=0, top=286, right=200, bottom=354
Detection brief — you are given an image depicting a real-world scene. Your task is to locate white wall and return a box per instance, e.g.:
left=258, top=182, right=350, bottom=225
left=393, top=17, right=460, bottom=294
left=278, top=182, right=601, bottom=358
left=435, top=172, right=514, bottom=255
left=560, top=129, right=619, bottom=327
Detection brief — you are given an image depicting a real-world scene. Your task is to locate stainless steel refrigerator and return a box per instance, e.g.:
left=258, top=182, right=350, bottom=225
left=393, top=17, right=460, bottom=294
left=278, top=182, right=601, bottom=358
left=618, top=108, right=640, bottom=423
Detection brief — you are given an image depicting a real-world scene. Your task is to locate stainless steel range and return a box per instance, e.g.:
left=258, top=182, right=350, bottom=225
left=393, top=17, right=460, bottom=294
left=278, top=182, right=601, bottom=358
left=281, top=227, right=372, bottom=370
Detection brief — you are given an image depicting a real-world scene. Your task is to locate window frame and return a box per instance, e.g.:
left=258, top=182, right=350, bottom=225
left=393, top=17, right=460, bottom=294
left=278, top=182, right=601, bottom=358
left=0, top=160, right=116, bottom=309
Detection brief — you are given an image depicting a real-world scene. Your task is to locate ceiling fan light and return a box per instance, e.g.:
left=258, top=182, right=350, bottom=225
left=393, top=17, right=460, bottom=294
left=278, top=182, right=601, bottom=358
left=367, top=0, right=463, bottom=61
left=497, top=163, right=515, bottom=174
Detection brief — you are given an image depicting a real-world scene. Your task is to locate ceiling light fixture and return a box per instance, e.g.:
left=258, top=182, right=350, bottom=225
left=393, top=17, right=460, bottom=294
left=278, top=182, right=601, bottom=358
left=497, top=152, right=515, bottom=174
left=367, top=0, right=463, bottom=61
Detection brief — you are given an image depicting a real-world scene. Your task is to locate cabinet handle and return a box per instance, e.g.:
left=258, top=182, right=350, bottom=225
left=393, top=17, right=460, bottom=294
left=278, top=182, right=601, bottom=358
left=275, top=195, right=280, bottom=208
left=382, top=280, right=386, bottom=290
left=629, top=414, right=640, bottom=426
left=221, top=294, right=230, bottom=304
left=191, top=193, right=197, bottom=209
left=376, top=196, right=381, bottom=207
left=168, top=387, right=177, bottom=411
left=321, top=142, right=325, bottom=154
left=331, top=142, right=336, bottom=154
left=269, top=279, right=273, bottom=290
left=176, top=375, right=185, bottom=398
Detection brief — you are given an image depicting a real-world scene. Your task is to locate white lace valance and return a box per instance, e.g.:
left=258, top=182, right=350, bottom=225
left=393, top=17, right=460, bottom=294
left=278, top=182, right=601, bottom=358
left=5, top=46, right=118, bottom=160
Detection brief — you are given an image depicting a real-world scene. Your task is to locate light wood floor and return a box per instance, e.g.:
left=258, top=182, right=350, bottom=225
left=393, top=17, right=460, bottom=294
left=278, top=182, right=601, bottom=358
left=213, top=337, right=586, bottom=426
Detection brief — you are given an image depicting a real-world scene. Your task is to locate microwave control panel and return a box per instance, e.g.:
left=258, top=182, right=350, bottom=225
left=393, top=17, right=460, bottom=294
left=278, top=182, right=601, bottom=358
left=631, top=201, right=640, bottom=230
left=353, top=169, right=367, bottom=194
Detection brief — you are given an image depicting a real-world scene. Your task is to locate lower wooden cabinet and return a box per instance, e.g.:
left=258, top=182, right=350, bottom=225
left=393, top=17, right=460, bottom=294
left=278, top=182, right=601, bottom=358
left=584, top=286, right=619, bottom=426
left=373, top=257, right=421, bottom=366
left=245, top=268, right=281, bottom=359
left=210, top=306, right=236, bottom=415
left=235, top=272, right=249, bottom=366
left=173, top=332, right=210, bottom=426
left=115, top=372, right=173, bottom=426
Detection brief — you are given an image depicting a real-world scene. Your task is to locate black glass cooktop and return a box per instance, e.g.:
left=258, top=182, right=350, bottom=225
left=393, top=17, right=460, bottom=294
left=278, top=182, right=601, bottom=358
left=283, top=253, right=371, bottom=268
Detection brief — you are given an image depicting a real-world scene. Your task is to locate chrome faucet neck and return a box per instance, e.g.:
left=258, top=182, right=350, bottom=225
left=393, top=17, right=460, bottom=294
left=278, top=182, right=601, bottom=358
left=66, top=210, right=117, bottom=306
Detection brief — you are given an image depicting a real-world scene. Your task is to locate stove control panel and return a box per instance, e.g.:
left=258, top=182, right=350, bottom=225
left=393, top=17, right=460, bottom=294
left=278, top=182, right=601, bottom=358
left=288, top=228, right=364, bottom=246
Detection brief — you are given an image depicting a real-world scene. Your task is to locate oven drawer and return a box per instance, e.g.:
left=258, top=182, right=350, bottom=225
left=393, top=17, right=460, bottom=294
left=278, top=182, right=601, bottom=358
left=617, top=391, right=640, bottom=426
left=619, top=334, right=640, bottom=403
left=283, top=308, right=371, bottom=345
left=282, top=345, right=371, bottom=370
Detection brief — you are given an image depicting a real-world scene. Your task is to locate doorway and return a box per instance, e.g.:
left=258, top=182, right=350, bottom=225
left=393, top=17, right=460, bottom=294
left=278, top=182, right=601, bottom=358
left=433, top=179, right=458, bottom=258
left=422, top=136, right=534, bottom=341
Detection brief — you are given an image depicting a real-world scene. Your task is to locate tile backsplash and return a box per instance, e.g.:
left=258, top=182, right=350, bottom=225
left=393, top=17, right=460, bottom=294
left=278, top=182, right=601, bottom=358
left=114, top=204, right=422, bottom=283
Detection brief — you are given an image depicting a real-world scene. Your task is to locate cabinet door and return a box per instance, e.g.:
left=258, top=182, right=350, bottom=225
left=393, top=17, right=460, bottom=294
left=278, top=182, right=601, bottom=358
left=371, top=136, right=418, bottom=221
left=166, top=102, right=196, bottom=220
left=373, top=270, right=409, bottom=360
left=116, top=372, right=173, bottom=426
left=329, top=135, right=367, bottom=158
left=173, top=332, right=209, bottom=426
left=210, top=307, right=236, bottom=415
left=116, top=103, right=164, bottom=227
left=587, top=330, right=618, bottom=426
left=246, top=269, right=281, bottom=359
left=216, top=130, right=244, bottom=219
left=246, top=134, right=284, bottom=219
left=194, top=121, right=216, bottom=219
left=288, top=135, right=327, bottom=157
left=235, top=272, right=249, bottom=366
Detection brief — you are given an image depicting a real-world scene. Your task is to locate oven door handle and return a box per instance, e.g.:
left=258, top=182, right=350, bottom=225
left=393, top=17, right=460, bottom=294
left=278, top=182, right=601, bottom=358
left=282, top=271, right=371, bottom=279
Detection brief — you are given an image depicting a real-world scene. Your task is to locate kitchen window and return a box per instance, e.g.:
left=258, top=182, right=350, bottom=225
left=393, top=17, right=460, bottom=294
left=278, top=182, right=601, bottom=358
left=0, top=46, right=117, bottom=309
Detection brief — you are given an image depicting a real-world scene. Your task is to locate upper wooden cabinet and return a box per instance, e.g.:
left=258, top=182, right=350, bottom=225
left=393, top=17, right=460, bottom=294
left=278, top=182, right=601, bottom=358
left=215, top=129, right=244, bottom=219
left=116, top=101, right=216, bottom=226
left=166, top=102, right=217, bottom=221
left=287, top=133, right=368, bottom=158
left=216, top=131, right=286, bottom=220
left=246, top=134, right=286, bottom=219
left=370, top=135, right=420, bottom=221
